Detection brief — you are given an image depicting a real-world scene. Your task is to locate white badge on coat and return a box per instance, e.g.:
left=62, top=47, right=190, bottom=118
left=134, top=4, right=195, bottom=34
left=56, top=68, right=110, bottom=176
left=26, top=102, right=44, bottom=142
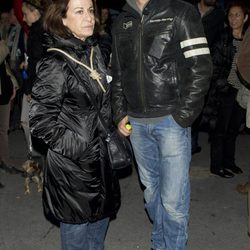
left=106, top=75, right=112, bottom=83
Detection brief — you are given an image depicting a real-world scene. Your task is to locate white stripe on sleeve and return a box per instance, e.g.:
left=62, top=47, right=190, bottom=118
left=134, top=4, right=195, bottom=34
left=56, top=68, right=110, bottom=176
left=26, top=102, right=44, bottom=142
left=184, top=48, right=210, bottom=58
left=180, top=37, right=208, bottom=48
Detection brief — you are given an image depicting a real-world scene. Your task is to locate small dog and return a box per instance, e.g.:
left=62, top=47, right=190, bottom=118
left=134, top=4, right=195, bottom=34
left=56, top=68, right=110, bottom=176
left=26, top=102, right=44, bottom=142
left=236, top=182, right=250, bottom=194
left=22, top=160, right=43, bottom=195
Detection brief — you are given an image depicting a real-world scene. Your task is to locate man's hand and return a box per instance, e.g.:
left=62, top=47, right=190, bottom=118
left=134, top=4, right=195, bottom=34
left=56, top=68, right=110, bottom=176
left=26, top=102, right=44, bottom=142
left=118, top=115, right=132, bottom=137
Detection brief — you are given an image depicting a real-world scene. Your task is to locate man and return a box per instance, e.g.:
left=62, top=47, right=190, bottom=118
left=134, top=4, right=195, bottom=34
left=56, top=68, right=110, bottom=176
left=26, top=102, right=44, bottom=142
left=197, top=0, right=225, bottom=48
left=237, top=26, right=250, bottom=86
left=191, top=0, right=224, bottom=154
left=111, top=0, right=212, bottom=249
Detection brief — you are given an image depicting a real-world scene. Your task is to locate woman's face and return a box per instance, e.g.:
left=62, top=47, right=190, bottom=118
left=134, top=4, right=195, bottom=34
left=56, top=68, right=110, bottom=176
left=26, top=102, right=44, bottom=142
left=63, top=0, right=95, bottom=41
left=22, top=5, right=40, bottom=26
left=228, top=6, right=248, bottom=31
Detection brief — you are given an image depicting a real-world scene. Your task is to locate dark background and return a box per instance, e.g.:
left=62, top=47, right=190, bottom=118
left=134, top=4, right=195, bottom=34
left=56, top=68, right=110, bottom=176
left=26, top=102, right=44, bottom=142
left=0, top=0, right=243, bottom=12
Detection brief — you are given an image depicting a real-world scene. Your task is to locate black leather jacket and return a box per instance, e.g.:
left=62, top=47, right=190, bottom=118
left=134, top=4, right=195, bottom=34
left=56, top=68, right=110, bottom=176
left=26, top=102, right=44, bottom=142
left=111, top=0, right=213, bottom=127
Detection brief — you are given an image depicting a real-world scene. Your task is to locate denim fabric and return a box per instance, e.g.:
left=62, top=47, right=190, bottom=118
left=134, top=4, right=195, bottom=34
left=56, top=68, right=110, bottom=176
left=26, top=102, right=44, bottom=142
left=60, top=217, right=109, bottom=250
left=129, top=116, right=191, bottom=250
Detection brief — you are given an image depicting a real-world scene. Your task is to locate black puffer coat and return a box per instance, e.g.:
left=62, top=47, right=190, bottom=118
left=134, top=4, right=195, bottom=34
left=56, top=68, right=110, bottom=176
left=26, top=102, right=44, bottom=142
left=30, top=34, right=120, bottom=224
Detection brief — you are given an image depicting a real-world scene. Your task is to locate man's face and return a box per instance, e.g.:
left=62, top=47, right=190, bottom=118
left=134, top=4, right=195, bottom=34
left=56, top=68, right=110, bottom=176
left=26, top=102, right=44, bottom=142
left=0, top=12, right=10, bottom=26
left=203, top=0, right=216, bottom=7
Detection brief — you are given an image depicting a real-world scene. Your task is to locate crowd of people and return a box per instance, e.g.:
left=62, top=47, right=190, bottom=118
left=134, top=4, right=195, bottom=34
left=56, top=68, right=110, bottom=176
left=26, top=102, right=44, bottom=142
left=0, top=0, right=250, bottom=249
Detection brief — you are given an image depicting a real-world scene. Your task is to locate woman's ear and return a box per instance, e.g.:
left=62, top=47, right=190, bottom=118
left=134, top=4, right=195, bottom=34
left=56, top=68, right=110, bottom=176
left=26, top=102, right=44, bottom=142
left=62, top=18, right=67, bottom=27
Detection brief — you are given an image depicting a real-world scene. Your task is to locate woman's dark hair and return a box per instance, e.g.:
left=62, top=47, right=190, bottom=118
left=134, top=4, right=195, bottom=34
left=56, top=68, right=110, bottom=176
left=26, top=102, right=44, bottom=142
left=43, top=0, right=71, bottom=38
left=43, top=0, right=95, bottom=39
left=225, top=0, right=249, bottom=30
left=226, top=0, right=249, bottom=17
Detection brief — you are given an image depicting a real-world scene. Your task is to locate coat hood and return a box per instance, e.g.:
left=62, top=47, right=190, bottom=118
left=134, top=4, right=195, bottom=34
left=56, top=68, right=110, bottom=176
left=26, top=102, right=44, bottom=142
left=43, top=33, right=97, bottom=51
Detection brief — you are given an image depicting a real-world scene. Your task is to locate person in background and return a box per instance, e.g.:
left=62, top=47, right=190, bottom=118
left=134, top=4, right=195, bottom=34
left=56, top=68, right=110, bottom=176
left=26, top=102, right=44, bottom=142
left=20, top=0, right=49, bottom=158
left=6, top=7, right=26, bottom=132
left=14, top=0, right=29, bottom=34
left=192, top=0, right=225, bottom=154
left=197, top=0, right=225, bottom=48
left=29, top=0, right=120, bottom=249
left=94, top=3, right=112, bottom=68
left=209, top=0, right=249, bottom=178
left=111, top=0, right=212, bottom=249
left=0, top=33, right=20, bottom=175
left=0, top=9, right=11, bottom=40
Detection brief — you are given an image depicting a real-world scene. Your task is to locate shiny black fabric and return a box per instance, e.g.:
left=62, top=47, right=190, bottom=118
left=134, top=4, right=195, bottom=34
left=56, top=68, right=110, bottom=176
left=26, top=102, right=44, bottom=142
left=111, top=0, right=213, bottom=128
left=30, top=34, right=120, bottom=224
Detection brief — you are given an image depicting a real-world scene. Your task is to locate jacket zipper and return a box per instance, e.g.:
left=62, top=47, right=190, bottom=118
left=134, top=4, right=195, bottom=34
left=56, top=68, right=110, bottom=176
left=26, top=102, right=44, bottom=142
left=139, top=15, right=146, bottom=113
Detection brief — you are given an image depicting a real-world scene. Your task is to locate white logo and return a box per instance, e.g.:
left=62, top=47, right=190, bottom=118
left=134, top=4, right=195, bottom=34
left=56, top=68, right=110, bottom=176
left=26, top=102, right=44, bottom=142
left=149, top=18, right=173, bottom=23
left=123, top=21, right=133, bottom=29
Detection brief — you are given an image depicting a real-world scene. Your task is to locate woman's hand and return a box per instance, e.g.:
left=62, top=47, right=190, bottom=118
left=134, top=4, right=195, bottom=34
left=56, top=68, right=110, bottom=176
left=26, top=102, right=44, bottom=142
left=26, top=94, right=32, bottom=103
left=19, top=61, right=28, bottom=70
left=10, top=86, right=16, bottom=101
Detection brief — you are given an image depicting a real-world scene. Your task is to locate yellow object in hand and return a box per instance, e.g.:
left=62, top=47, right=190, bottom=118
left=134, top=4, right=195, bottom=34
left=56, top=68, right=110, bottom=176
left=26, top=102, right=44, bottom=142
left=125, top=123, right=132, bottom=130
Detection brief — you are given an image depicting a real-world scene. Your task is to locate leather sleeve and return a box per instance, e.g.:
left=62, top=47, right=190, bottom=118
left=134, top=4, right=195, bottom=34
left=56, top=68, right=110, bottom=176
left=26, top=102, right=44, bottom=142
left=111, top=29, right=128, bottom=125
left=172, top=5, right=213, bottom=127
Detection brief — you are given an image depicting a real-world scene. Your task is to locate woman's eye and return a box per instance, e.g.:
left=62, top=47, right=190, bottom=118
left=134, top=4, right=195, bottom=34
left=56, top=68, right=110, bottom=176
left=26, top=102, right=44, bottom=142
left=76, top=10, right=84, bottom=15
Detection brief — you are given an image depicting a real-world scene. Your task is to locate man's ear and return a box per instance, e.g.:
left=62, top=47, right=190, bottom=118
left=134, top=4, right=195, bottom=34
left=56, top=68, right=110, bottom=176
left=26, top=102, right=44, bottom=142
left=244, top=14, right=248, bottom=23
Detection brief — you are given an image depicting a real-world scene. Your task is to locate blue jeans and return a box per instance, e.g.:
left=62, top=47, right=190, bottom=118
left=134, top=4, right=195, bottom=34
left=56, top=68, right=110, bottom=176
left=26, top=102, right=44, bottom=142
left=60, top=218, right=109, bottom=250
left=129, top=116, right=191, bottom=250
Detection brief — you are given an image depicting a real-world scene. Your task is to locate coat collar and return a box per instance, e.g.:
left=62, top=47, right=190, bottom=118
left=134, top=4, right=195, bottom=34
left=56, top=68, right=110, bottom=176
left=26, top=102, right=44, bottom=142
left=43, top=33, right=97, bottom=52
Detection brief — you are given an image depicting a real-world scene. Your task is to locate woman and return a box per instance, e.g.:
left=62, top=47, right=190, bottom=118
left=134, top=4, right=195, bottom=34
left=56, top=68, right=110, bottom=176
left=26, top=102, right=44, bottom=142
left=29, top=0, right=120, bottom=249
left=21, top=0, right=49, bottom=157
left=209, top=0, right=249, bottom=178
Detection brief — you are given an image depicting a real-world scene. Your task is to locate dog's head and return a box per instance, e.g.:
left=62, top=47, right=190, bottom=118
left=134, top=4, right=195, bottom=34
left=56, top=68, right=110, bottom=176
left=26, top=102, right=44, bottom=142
left=22, top=160, right=41, bottom=175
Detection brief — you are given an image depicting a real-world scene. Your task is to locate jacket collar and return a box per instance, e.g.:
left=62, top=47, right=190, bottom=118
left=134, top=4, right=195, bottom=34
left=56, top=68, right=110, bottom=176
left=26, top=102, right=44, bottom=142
left=126, top=0, right=142, bottom=14
left=124, top=0, right=172, bottom=17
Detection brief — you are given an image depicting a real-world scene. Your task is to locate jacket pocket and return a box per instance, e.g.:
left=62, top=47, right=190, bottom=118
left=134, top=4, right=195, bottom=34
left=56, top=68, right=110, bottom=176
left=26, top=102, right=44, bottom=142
left=148, top=30, right=173, bottom=59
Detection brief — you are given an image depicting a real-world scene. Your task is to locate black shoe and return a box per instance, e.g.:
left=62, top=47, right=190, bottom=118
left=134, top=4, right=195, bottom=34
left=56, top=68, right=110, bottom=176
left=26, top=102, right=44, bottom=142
left=0, top=182, right=4, bottom=188
left=225, top=165, right=243, bottom=174
left=192, top=146, right=202, bottom=155
left=211, top=169, right=234, bottom=178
